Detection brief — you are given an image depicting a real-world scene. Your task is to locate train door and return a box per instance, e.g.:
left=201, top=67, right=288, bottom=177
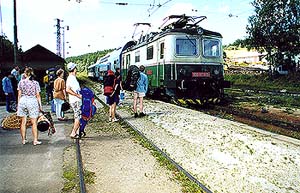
left=123, top=53, right=130, bottom=79
left=158, top=41, right=165, bottom=86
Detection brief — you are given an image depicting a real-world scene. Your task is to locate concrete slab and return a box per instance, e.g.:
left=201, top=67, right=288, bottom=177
left=0, top=105, right=72, bottom=193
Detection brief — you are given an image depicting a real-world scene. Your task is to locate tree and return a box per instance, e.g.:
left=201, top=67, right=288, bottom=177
left=66, top=49, right=113, bottom=72
left=0, top=35, right=23, bottom=63
left=224, top=38, right=251, bottom=48
left=246, top=0, right=300, bottom=71
left=0, top=35, right=14, bottom=62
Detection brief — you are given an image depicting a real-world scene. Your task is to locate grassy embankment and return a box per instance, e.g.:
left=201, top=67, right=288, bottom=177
left=225, top=72, right=300, bottom=109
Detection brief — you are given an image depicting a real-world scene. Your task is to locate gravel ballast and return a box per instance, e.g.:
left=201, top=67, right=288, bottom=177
left=107, top=93, right=300, bottom=193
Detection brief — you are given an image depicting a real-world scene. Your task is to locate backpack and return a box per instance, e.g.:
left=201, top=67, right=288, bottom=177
left=124, top=65, right=140, bottom=91
left=103, top=70, right=116, bottom=96
left=80, top=87, right=96, bottom=121
left=47, top=68, right=57, bottom=86
left=43, top=75, right=49, bottom=84
left=48, top=73, right=56, bottom=84
left=79, top=87, right=97, bottom=137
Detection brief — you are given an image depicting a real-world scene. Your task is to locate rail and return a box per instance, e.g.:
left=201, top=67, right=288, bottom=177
left=76, top=138, right=86, bottom=193
left=94, top=93, right=213, bottom=193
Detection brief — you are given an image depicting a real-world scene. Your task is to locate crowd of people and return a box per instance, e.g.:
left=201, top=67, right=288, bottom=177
left=1, top=63, right=149, bottom=144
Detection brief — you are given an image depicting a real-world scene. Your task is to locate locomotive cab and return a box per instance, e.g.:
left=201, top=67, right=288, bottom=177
left=121, top=14, right=230, bottom=104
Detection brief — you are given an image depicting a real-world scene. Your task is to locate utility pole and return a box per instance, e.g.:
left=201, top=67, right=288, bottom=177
left=0, top=0, right=3, bottom=60
left=13, top=0, right=18, bottom=66
left=55, top=18, right=62, bottom=56
left=62, top=25, right=69, bottom=58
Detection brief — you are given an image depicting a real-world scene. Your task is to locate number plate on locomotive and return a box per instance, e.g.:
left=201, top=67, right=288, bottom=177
left=192, top=72, right=210, bottom=77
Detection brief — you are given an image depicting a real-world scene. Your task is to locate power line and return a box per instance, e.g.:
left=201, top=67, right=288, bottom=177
left=100, top=1, right=152, bottom=6
left=0, top=0, right=3, bottom=35
left=99, top=0, right=172, bottom=17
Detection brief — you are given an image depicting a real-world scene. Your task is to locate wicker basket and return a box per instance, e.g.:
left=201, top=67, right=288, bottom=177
left=1, top=113, right=32, bottom=130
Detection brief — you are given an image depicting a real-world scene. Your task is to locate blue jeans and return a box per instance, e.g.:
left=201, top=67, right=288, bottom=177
left=5, top=93, right=16, bottom=112
left=54, top=98, right=64, bottom=119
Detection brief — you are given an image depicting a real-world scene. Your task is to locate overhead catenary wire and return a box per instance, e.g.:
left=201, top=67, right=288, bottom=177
left=100, top=0, right=172, bottom=17
left=0, top=0, right=3, bottom=35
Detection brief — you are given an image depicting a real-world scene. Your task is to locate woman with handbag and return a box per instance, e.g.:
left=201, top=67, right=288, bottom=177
left=53, top=69, right=67, bottom=121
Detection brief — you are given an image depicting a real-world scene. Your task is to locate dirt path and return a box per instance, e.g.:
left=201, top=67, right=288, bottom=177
left=77, top=105, right=182, bottom=193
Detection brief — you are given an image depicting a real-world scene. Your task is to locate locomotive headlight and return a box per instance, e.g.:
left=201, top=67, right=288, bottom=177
left=214, top=69, right=220, bottom=75
left=179, top=68, right=186, bottom=75
left=198, top=28, right=203, bottom=35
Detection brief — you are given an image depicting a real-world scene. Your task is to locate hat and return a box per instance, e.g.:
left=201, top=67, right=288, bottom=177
left=67, top=62, right=77, bottom=71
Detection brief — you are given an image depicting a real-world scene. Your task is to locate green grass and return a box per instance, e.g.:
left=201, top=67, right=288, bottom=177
left=225, top=73, right=300, bottom=108
left=225, top=73, right=300, bottom=92
left=62, top=145, right=96, bottom=193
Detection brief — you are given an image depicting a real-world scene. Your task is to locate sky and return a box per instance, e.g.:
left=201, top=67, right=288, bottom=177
left=1, top=0, right=254, bottom=57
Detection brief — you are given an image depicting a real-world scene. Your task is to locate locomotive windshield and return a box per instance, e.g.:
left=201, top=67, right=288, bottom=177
left=176, top=38, right=198, bottom=56
left=203, top=38, right=221, bottom=57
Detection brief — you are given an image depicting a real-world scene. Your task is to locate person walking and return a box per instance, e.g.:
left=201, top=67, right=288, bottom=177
left=133, top=65, right=148, bottom=118
left=43, top=70, right=50, bottom=104
left=2, top=72, right=16, bottom=113
left=104, top=70, right=120, bottom=122
left=66, top=63, right=82, bottom=138
left=53, top=69, right=67, bottom=121
left=17, top=67, right=42, bottom=145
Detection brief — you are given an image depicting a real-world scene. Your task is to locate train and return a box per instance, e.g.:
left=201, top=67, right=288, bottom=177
left=88, top=14, right=230, bottom=104
left=87, top=48, right=121, bottom=81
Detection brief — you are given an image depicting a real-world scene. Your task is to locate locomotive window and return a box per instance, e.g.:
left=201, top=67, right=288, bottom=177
left=147, top=46, right=154, bottom=60
left=135, top=51, right=140, bottom=62
left=176, top=38, right=197, bottom=56
left=203, top=39, right=221, bottom=57
left=160, top=42, right=164, bottom=59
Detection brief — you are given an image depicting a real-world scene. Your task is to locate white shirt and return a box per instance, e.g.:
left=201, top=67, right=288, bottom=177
left=66, top=74, right=81, bottom=103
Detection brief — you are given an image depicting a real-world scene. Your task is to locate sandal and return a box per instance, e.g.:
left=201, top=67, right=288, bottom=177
left=33, top=141, right=42, bottom=146
left=70, top=134, right=80, bottom=139
left=22, top=139, right=28, bottom=145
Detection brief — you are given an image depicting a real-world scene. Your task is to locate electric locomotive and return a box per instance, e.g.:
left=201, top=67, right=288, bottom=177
left=121, top=14, right=230, bottom=104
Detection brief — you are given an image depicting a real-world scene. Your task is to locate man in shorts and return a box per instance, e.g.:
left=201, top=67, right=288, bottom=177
left=133, top=65, right=148, bottom=118
left=66, top=62, right=82, bottom=138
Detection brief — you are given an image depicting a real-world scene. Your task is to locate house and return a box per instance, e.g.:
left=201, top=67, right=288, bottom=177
left=22, top=44, right=65, bottom=81
left=0, top=44, right=65, bottom=102
left=225, top=48, right=267, bottom=65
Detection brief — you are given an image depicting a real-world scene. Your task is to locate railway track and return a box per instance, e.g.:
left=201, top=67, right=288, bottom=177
left=229, top=88, right=300, bottom=97
left=80, top=81, right=300, bottom=192
left=75, top=138, right=86, bottom=193
left=163, top=88, right=300, bottom=137
left=93, top=92, right=212, bottom=193
left=73, top=89, right=209, bottom=193
left=94, top=90, right=300, bottom=192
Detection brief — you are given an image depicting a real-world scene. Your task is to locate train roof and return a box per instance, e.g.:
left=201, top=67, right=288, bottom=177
left=159, top=14, right=222, bottom=37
